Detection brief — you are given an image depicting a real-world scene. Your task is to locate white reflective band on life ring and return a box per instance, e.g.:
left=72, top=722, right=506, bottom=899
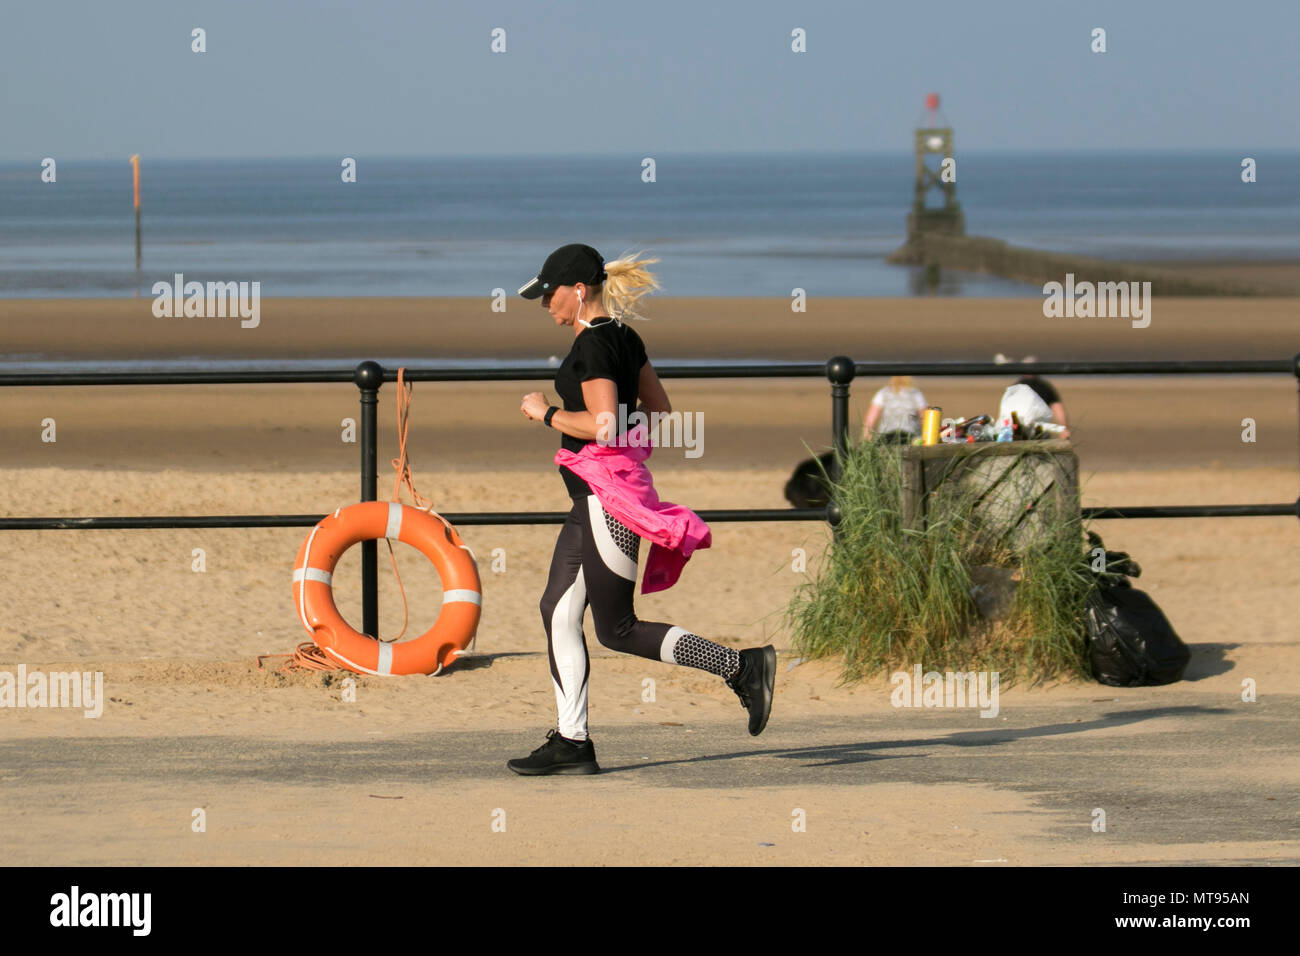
left=323, top=645, right=381, bottom=676
left=442, top=589, right=482, bottom=605
left=292, top=567, right=333, bottom=586
left=377, top=642, right=393, bottom=675
left=385, top=501, right=403, bottom=540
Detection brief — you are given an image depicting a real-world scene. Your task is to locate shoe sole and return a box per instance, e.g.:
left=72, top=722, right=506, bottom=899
left=749, top=645, right=776, bottom=736
left=506, top=761, right=601, bottom=776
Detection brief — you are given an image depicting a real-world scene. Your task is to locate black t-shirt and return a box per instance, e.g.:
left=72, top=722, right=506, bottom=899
left=553, top=319, right=648, bottom=497
left=1017, top=376, right=1061, bottom=407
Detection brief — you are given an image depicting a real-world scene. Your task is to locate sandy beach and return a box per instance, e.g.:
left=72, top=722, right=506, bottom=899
left=1, top=296, right=1298, bottom=865
left=4, top=294, right=1299, bottom=362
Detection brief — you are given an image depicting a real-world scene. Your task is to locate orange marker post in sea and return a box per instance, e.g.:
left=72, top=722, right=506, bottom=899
left=130, top=155, right=141, bottom=270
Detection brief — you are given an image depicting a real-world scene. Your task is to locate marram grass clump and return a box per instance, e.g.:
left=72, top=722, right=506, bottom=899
left=786, top=440, right=1093, bottom=687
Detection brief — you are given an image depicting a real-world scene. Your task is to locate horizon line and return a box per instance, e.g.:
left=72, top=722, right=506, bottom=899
left=3, top=146, right=1298, bottom=164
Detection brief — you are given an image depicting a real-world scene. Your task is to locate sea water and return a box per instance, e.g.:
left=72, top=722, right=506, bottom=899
left=1, top=151, right=1297, bottom=299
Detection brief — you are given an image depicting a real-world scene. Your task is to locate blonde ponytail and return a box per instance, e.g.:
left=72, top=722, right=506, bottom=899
left=599, top=251, right=660, bottom=320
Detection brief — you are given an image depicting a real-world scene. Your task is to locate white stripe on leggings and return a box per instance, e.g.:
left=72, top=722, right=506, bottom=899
left=550, top=566, right=589, bottom=741
left=586, top=495, right=638, bottom=582
left=659, top=625, right=689, bottom=664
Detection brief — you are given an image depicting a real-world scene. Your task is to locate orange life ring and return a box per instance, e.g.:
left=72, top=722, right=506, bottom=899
left=292, top=502, right=482, bottom=676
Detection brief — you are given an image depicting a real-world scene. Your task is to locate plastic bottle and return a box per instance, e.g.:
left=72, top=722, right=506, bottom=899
left=996, top=417, right=1014, bottom=442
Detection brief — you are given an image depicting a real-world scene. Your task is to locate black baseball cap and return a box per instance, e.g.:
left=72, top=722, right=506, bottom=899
left=518, top=244, right=607, bottom=299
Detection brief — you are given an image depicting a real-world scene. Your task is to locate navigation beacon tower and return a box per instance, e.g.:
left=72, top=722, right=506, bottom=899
left=907, top=93, right=965, bottom=242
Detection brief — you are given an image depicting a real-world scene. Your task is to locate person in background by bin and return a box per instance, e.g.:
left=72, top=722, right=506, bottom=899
left=862, top=375, right=928, bottom=444
left=996, top=354, right=1071, bottom=438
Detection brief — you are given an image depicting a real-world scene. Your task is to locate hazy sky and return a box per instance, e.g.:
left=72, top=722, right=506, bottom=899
left=3, top=0, right=1296, bottom=160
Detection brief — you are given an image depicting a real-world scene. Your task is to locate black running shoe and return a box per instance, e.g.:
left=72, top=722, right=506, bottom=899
left=727, top=645, right=776, bottom=735
left=507, top=729, right=600, bottom=776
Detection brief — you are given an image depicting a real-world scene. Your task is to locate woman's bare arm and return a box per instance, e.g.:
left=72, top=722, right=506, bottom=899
left=637, top=361, right=671, bottom=415
left=522, top=364, right=671, bottom=440
left=862, top=402, right=882, bottom=440
left=565, top=378, right=619, bottom=440
left=1051, top=401, right=1071, bottom=438
left=520, top=378, right=618, bottom=440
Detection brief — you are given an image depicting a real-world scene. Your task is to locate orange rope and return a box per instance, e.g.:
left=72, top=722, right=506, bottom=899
left=386, top=368, right=473, bottom=654
left=384, top=367, right=426, bottom=642
left=257, top=641, right=338, bottom=673
left=392, top=367, right=437, bottom=512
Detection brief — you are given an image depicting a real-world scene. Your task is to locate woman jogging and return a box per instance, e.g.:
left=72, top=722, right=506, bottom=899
left=510, top=243, right=776, bottom=776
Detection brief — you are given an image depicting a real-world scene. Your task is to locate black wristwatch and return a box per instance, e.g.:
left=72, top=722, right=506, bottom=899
left=544, top=406, right=559, bottom=428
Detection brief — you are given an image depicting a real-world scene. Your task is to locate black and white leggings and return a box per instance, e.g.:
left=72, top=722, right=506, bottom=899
left=540, top=494, right=741, bottom=741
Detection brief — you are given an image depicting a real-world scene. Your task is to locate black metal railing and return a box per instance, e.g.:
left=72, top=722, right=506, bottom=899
left=3, top=354, right=1297, bottom=638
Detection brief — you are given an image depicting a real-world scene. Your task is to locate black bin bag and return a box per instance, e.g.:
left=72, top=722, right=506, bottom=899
left=784, top=451, right=835, bottom=510
left=1083, top=532, right=1190, bottom=686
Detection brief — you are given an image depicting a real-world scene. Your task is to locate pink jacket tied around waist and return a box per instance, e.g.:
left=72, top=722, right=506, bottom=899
left=554, top=422, right=712, bottom=594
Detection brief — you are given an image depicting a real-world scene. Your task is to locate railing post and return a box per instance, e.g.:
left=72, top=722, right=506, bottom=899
left=355, top=360, right=384, bottom=637
left=1294, top=352, right=1300, bottom=522
left=826, top=355, right=855, bottom=539
left=826, top=355, right=856, bottom=482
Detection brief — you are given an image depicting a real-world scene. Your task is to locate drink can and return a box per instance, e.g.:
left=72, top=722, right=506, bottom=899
left=922, top=407, right=942, bottom=445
